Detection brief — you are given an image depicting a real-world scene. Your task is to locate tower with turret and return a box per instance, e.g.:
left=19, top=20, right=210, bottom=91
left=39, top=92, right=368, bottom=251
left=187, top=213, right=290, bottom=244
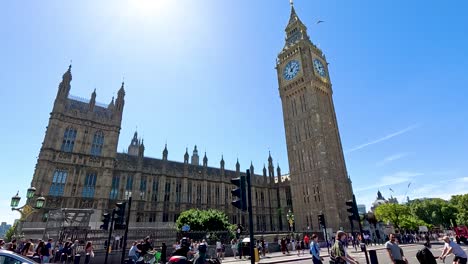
left=30, top=65, right=125, bottom=223
left=276, top=2, right=353, bottom=231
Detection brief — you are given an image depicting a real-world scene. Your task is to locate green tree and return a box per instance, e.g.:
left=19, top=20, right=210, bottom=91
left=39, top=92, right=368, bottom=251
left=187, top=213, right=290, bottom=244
left=409, top=198, right=457, bottom=228
left=176, top=209, right=233, bottom=232
left=4, top=222, right=17, bottom=242
left=375, top=203, right=410, bottom=230
left=399, top=216, right=430, bottom=231
left=450, top=194, right=468, bottom=225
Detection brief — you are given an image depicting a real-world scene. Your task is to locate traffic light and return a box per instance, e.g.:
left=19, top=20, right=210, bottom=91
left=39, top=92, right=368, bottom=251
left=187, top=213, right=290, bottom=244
left=114, top=202, right=127, bottom=230
left=231, top=175, right=247, bottom=211
left=318, top=213, right=326, bottom=228
left=100, top=212, right=110, bottom=230
left=346, top=199, right=359, bottom=220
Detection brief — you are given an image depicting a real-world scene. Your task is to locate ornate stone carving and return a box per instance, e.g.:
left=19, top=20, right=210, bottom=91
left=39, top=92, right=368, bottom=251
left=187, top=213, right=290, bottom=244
left=47, top=197, right=63, bottom=209
left=79, top=199, right=94, bottom=209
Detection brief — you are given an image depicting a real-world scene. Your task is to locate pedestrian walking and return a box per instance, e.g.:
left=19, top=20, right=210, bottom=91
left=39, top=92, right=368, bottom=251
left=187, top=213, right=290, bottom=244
left=310, top=234, right=323, bottom=264
left=281, top=237, right=289, bottom=254
left=300, top=239, right=305, bottom=255
left=216, top=240, right=222, bottom=259
left=304, top=235, right=310, bottom=249
left=296, top=239, right=301, bottom=256
left=416, top=242, right=438, bottom=264
left=237, top=239, right=243, bottom=259
left=7, top=239, right=17, bottom=252
left=42, top=238, right=53, bottom=263
left=161, top=242, right=167, bottom=264
left=197, top=239, right=207, bottom=264
left=385, top=234, right=408, bottom=264
left=440, top=236, right=467, bottom=264
left=84, top=241, right=94, bottom=264
left=221, top=243, right=225, bottom=260
left=231, top=239, right=237, bottom=259
left=35, top=240, right=46, bottom=263
left=128, top=241, right=139, bottom=263
left=261, top=239, right=266, bottom=257
left=331, top=231, right=359, bottom=264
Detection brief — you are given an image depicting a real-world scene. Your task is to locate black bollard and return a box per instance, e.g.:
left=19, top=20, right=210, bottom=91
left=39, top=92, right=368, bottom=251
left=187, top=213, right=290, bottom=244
left=55, top=251, right=61, bottom=262
left=74, top=254, right=81, bottom=264
left=84, top=253, right=90, bottom=264
left=368, top=249, right=378, bottom=264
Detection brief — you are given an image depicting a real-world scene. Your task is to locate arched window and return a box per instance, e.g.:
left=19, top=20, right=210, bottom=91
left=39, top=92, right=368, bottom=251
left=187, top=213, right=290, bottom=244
left=110, top=175, right=120, bottom=200
left=49, top=169, right=68, bottom=196
left=90, top=131, right=104, bottom=156
left=82, top=172, right=97, bottom=198
left=61, top=128, right=77, bottom=152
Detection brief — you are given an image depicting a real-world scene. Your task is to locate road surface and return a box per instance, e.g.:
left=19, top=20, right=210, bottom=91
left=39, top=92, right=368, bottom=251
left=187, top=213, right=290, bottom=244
left=289, top=244, right=464, bottom=264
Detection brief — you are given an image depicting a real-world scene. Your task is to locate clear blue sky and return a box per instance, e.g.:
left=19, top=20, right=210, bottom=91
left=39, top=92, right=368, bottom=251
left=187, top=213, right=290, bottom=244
left=1, top=0, right=467, bottom=224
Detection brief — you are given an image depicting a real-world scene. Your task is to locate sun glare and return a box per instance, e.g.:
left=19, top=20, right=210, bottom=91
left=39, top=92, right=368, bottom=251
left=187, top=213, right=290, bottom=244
left=128, top=0, right=172, bottom=18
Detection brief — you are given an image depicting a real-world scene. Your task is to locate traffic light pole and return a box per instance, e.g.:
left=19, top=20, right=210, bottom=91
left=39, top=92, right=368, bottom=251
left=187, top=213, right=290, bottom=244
left=354, top=194, right=370, bottom=264
left=121, top=196, right=132, bottom=264
left=246, top=169, right=255, bottom=264
left=348, top=216, right=357, bottom=251
left=319, top=214, right=330, bottom=254
left=104, top=208, right=115, bottom=264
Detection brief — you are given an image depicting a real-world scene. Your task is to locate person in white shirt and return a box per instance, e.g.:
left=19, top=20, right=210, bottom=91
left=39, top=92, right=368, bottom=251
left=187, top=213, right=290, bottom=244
left=440, top=236, right=467, bottom=264
left=216, top=240, right=222, bottom=259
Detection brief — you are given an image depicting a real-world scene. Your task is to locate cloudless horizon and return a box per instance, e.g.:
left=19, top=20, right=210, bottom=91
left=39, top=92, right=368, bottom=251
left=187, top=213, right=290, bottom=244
left=1, top=0, right=467, bottom=224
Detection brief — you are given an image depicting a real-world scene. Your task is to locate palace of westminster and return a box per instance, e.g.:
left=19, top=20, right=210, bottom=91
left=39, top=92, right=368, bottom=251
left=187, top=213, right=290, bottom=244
left=29, top=3, right=354, bottom=232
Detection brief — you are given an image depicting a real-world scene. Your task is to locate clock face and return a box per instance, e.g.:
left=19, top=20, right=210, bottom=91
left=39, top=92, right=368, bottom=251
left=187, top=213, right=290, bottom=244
left=313, top=59, right=327, bottom=77
left=283, top=60, right=300, bottom=80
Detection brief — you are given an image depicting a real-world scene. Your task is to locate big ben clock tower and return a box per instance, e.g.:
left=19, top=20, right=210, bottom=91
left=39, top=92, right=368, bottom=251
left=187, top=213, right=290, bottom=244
left=276, top=1, right=353, bottom=231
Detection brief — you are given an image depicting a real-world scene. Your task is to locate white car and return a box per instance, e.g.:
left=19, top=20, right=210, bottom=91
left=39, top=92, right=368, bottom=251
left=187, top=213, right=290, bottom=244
left=0, top=250, right=37, bottom=264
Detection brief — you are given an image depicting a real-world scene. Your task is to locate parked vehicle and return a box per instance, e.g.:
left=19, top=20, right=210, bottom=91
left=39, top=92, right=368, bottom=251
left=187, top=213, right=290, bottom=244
left=0, top=249, right=37, bottom=264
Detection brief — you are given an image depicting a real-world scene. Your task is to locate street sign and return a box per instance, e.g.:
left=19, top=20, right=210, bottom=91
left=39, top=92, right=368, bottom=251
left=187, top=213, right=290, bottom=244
left=182, top=225, right=190, bottom=232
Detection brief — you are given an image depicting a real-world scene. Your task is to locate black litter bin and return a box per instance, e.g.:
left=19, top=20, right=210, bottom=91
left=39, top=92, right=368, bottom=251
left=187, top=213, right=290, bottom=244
left=369, top=249, right=378, bottom=264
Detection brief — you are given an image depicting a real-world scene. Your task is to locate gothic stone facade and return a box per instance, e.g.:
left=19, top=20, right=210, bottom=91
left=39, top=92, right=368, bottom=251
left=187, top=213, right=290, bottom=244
left=276, top=4, right=353, bottom=231
left=29, top=3, right=353, bottom=233
left=29, top=66, right=292, bottom=232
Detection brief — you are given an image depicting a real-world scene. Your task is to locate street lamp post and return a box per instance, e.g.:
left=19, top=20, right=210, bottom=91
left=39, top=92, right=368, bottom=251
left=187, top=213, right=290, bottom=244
left=286, top=209, right=294, bottom=233
left=10, top=187, right=46, bottom=237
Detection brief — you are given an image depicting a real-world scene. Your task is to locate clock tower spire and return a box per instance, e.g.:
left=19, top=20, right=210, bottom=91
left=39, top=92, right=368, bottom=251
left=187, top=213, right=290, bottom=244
left=276, top=3, right=353, bottom=232
left=284, top=0, right=309, bottom=47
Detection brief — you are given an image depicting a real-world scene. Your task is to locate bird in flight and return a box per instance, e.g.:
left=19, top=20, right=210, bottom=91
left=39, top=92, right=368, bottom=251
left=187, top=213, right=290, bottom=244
left=317, top=20, right=325, bottom=24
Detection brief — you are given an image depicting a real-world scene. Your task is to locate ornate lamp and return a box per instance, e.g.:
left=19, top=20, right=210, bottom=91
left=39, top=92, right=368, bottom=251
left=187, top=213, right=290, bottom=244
left=286, top=209, right=295, bottom=231
left=35, top=196, right=46, bottom=209
left=11, top=192, right=21, bottom=208
left=26, top=187, right=36, bottom=199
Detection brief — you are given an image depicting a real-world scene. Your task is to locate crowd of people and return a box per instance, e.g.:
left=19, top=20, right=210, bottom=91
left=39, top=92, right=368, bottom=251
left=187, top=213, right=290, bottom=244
left=1, top=231, right=466, bottom=264
left=0, top=237, right=95, bottom=263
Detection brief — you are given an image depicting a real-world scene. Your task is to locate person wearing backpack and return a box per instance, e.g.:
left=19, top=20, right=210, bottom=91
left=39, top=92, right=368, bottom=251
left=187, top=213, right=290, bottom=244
left=197, top=239, right=207, bottom=264
left=331, top=231, right=359, bottom=264
left=416, top=242, right=437, bottom=264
